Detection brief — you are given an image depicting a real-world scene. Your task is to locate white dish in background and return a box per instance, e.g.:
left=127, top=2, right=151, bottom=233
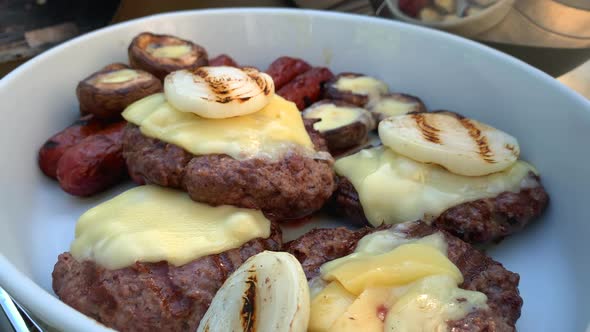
left=382, top=0, right=515, bottom=37
left=0, top=8, right=589, bottom=332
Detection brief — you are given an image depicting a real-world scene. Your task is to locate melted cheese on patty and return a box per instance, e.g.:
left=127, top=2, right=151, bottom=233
left=122, top=93, right=316, bottom=161
left=334, top=146, right=537, bottom=227
left=70, top=185, right=271, bottom=270
left=310, top=229, right=488, bottom=332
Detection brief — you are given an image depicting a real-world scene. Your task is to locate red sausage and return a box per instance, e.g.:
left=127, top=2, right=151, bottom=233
left=277, top=67, right=334, bottom=110
left=56, top=122, right=127, bottom=196
left=398, top=0, right=429, bottom=17
left=266, top=57, right=312, bottom=90
left=38, top=115, right=106, bottom=179
left=209, top=54, right=239, bottom=67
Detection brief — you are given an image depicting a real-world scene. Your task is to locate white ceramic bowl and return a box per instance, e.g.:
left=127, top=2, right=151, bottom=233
left=0, top=8, right=589, bottom=332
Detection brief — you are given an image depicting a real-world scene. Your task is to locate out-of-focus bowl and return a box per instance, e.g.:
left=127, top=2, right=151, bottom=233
left=0, top=8, right=589, bottom=332
left=377, top=0, right=515, bottom=37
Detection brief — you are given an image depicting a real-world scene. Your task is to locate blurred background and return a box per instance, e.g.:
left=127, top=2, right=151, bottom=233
left=0, top=0, right=589, bottom=98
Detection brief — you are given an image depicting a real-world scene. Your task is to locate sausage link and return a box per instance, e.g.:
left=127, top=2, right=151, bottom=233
left=208, top=54, right=239, bottom=67
left=38, top=115, right=106, bottom=179
left=277, top=67, right=334, bottom=110
left=266, top=57, right=312, bottom=90
left=56, top=121, right=127, bottom=196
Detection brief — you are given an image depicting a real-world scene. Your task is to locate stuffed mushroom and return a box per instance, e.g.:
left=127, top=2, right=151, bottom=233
left=323, top=73, right=389, bottom=107
left=76, top=63, right=162, bottom=119
left=128, top=32, right=208, bottom=80
left=367, top=93, right=427, bottom=122
left=302, top=100, right=375, bottom=153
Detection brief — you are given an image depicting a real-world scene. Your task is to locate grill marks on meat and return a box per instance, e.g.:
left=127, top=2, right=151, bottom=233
left=284, top=222, right=522, bottom=331
left=52, top=223, right=282, bottom=332
left=122, top=120, right=335, bottom=221
left=333, top=174, right=549, bottom=244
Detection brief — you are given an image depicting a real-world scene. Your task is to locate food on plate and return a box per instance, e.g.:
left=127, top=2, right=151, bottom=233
left=367, top=93, right=427, bottom=122
left=36, top=29, right=553, bottom=331
left=122, top=67, right=335, bottom=220
left=56, top=121, right=127, bottom=196
left=323, top=73, right=389, bottom=107
left=266, top=56, right=312, bottom=90
left=38, top=114, right=105, bottom=178
left=277, top=67, right=335, bottom=110
left=52, top=185, right=282, bottom=332
left=333, top=112, right=549, bottom=243
left=302, top=100, right=375, bottom=152
left=285, top=221, right=522, bottom=331
left=208, top=54, right=239, bottom=67
left=197, top=251, right=309, bottom=332
left=164, top=66, right=274, bottom=118
left=76, top=63, right=162, bottom=120
left=128, top=32, right=208, bottom=80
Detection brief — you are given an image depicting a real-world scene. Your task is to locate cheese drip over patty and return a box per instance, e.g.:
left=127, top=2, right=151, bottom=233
left=334, top=146, right=537, bottom=227
left=122, top=93, right=317, bottom=161
left=70, top=185, right=271, bottom=269
left=309, top=228, right=488, bottom=332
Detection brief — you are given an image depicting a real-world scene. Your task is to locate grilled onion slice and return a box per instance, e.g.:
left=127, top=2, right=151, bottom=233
left=164, top=66, right=275, bottom=119
left=379, top=112, right=520, bottom=176
left=197, top=251, right=310, bottom=332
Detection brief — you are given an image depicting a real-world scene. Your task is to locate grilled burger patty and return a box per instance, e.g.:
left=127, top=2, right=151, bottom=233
left=284, top=221, right=522, bottom=332
left=52, top=223, right=282, bottom=332
left=122, top=120, right=335, bottom=221
left=334, top=174, right=549, bottom=244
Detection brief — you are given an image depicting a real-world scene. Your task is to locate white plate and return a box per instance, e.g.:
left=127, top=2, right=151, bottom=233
left=0, top=8, right=589, bottom=332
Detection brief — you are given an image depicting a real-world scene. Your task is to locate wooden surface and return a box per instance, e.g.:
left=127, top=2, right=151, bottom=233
left=0, top=0, right=119, bottom=76
left=112, top=0, right=292, bottom=22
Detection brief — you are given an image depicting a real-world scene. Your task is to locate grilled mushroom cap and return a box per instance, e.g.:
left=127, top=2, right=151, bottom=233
left=324, top=73, right=389, bottom=107
left=367, top=93, right=427, bottom=122
left=303, top=100, right=375, bottom=152
left=76, top=63, right=162, bottom=120
left=128, top=32, right=208, bottom=80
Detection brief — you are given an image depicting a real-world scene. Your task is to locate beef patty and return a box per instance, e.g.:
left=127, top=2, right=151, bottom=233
left=284, top=222, right=522, bottom=332
left=52, top=223, right=282, bottom=332
left=334, top=173, right=549, bottom=244
left=122, top=120, right=335, bottom=221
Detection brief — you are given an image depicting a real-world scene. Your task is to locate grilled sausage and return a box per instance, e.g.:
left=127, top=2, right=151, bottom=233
left=266, top=56, right=312, bottom=90
left=208, top=54, right=239, bottom=67
left=56, top=121, right=127, bottom=196
left=38, top=115, right=106, bottom=179
left=277, top=67, right=334, bottom=110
